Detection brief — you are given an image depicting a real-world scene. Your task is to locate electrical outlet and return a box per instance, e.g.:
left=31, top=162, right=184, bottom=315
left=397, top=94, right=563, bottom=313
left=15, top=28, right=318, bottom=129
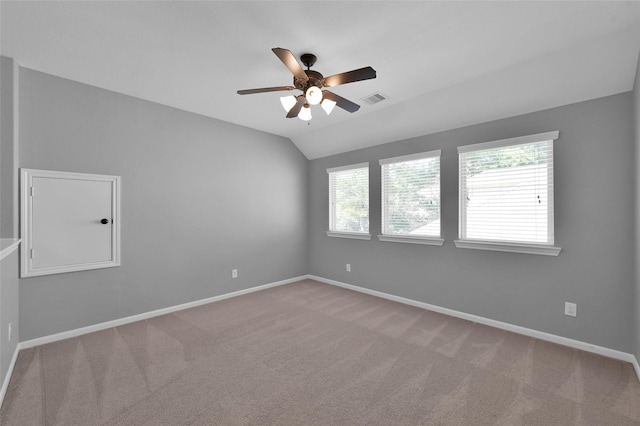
left=564, top=302, right=577, bottom=317
left=232, top=269, right=238, bottom=279
left=346, top=263, right=351, bottom=272
left=8, top=323, right=11, bottom=342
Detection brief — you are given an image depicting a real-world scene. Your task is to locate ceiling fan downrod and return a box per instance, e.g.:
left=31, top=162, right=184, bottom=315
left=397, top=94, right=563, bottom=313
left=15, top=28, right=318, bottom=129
left=300, top=53, right=317, bottom=69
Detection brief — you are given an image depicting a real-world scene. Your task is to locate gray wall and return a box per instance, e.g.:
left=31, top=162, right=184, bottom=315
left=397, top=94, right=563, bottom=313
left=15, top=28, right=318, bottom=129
left=0, top=56, right=20, bottom=386
left=1, top=56, right=17, bottom=238
left=0, top=250, right=19, bottom=382
left=309, top=92, right=635, bottom=353
left=8, top=59, right=639, bottom=357
left=634, top=53, right=640, bottom=362
left=18, top=67, right=308, bottom=340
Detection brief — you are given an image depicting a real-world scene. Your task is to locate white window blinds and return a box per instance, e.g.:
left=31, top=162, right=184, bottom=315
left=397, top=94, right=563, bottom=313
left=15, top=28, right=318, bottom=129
left=328, top=163, right=369, bottom=234
left=380, top=150, right=441, bottom=238
left=458, top=131, right=558, bottom=245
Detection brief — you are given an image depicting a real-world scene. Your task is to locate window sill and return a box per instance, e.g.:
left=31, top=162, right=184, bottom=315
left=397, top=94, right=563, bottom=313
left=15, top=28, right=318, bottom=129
left=378, top=235, right=444, bottom=246
left=327, top=231, right=371, bottom=240
left=454, top=239, right=561, bottom=256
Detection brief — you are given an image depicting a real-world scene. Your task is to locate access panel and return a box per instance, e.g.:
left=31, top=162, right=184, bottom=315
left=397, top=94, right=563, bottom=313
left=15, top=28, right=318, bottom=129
left=21, top=169, right=121, bottom=277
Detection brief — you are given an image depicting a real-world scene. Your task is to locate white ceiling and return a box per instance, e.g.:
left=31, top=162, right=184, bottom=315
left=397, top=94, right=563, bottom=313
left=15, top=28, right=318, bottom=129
left=2, top=1, right=640, bottom=159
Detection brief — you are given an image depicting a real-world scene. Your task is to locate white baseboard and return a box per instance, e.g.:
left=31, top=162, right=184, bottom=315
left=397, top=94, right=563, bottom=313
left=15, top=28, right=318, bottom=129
left=0, top=343, right=21, bottom=409
left=19, top=275, right=305, bottom=350
left=308, top=275, right=640, bottom=379
left=3, top=273, right=639, bottom=409
left=0, top=275, right=304, bottom=408
left=632, top=355, right=640, bottom=383
left=0, top=275, right=305, bottom=408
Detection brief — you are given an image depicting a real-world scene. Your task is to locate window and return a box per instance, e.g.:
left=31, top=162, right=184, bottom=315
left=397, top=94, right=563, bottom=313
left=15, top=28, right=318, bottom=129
left=379, top=150, right=443, bottom=245
left=327, top=163, right=370, bottom=239
left=455, top=131, right=561, bottom=256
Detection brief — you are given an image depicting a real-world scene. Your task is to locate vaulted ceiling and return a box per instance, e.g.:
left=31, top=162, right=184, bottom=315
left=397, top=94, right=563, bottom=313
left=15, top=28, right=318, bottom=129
left=2, top=1, right=639, bottom=159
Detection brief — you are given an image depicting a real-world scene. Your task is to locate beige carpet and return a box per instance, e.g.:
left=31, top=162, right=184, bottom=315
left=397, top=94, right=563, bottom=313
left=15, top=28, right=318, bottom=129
left=1, top=279, right=639, bottom=425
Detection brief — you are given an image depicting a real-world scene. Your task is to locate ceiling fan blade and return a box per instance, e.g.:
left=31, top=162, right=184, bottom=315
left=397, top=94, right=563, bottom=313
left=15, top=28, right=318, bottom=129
left=286, top=97, right=305, bottom=118
left=323, top=66, right=376, bottom=87
left=322, top=91, right=360, bottom=113
left=237, top=86, right=295, bottom=95
left=272, top=48, right=309, bottom=83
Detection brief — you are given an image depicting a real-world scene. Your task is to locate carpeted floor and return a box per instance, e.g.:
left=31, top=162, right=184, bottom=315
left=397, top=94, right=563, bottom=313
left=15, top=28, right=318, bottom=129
left=1, top=279, right=639, bottom=425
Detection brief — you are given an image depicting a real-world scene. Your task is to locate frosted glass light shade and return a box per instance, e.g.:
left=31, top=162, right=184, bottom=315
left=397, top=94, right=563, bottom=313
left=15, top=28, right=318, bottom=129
left=280, top=95, right=297, bottom=112
left=298, top=104, right=312, bottom=121
left=305, top=86, right=323, bottom=105
left=321, top=99, right=337, bottom=115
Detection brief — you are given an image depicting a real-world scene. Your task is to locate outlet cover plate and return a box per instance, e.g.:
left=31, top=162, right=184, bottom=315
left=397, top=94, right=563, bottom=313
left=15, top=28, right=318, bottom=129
left=565, top=302, right=577, bottom=317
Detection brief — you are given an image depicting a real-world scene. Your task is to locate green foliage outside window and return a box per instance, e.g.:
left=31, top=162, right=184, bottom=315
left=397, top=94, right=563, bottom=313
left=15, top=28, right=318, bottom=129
left=333, top=168, right=369, bottom=232
left=464, top=143, right=548, bottom=177
left=384, top=158, right=439, bottom=235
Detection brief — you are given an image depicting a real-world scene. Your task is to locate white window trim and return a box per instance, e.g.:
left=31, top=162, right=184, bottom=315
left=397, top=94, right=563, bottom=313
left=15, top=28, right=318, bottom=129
left=327, top=231, right=372, bottom=240
left=326, top=162, right=370, bottom=174
left=327, top=162, right=370, bottom=237
left=379, top=150, right=442, bottom=244
left=378, top=149, right=441, bottom=165
left=453, top=239, right=560, bottom=256
left=457, top=131, right=561, bottom=256
left=378, top=235, right=444, bottom=246
left=457, top=131, right=559, bottom=153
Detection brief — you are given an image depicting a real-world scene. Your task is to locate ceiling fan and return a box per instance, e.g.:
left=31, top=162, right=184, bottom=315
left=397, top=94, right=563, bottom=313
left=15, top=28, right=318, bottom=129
left=237, top=48, right=376, bottom=122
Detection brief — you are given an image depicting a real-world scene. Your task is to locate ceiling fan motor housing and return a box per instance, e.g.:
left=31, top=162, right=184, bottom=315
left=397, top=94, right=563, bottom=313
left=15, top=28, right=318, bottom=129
left=295, top=69, right=324, bottom=92
left=294, top=54, right=324, bottom=92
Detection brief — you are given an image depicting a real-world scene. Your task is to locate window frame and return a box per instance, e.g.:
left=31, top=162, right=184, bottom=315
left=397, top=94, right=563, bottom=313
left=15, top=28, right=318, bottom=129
left=454, top=131, right=561, bottom=256
left=378, top=150, right=444, bottom=246
left=327, top=162, right=371, bottom=240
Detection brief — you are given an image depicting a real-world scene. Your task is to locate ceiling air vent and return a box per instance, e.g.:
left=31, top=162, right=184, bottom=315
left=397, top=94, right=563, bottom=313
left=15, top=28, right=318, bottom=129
left=360, top=92, right=387, bottom=105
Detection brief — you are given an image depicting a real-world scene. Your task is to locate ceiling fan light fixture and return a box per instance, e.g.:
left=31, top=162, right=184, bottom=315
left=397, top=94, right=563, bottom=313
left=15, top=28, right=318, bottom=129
left=280, top=95, right=297, bottom=112
left=305, top=86, right=323, bottom=105
left=238, top=48, right=376, bottom=122
left=298, top=104, right=312, bottom=121
left=321, top=98, right=337, bottom=115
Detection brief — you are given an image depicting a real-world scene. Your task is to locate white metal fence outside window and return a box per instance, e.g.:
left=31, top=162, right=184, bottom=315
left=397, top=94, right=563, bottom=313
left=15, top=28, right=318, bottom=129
left=457, top=131, right=560, bottom=255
